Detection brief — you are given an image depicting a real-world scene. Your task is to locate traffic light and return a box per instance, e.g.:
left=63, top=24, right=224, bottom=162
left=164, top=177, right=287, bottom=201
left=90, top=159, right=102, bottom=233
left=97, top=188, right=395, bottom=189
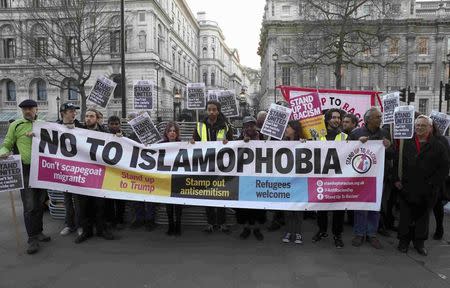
left=408, top=91, right=415, bottom=103
left=399, top=88, right=406, bottom=102
left=445, top=84, right=450, bottom=101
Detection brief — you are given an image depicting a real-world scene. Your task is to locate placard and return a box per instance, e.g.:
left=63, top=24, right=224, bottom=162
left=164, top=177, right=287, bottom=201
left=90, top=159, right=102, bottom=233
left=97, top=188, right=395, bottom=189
left=0, top=155, right=24, bottom=192
left=128, top=112, right=162, bottom=145
left=260, top=104, right=292, bottom=140
left=382, top=92, right=400, bottom=125
left=394, top=106, right=415, bottom=139
left=133, top=80, right=154, bottom=110
left=187, top=83, right=206, bottom=110
left=87, top=76, right=117, bottom=108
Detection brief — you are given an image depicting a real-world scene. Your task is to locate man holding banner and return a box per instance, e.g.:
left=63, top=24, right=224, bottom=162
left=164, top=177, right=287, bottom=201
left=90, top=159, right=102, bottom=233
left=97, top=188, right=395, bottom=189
left=192, top=100, right=233, bottom=234
left=0, top=99, right=51, bottom=254
left=394, top=115, right=448, bottom=256
left=349, top=108, right=392, bottom=249
left=313, top=108, right=347, bottom=248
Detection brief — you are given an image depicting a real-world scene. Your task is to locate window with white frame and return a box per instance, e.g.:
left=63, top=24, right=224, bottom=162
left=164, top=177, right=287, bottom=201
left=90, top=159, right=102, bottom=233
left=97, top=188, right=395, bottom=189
left=389, top=38, right=399, bottom=55
left=417, top=37, right=429, bottom=55
left=139, top=12, right=146, bottom=23
left=6, top=80, right=16, bottom=101
left=418, top=66, right=430, bottom=88
left=282, top=67, right=291, bottom=85
left=282, top=5, right=291, bottom=15
left=419, top=98, right=428, bottom=115
left=37, top=79, right=47, bottom=101
left=281, top=38, right=291, bottom=55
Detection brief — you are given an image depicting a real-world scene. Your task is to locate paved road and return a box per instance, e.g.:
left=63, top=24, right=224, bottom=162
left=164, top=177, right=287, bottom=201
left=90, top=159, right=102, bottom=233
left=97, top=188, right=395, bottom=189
left=0, top=191, right=450, bottom=288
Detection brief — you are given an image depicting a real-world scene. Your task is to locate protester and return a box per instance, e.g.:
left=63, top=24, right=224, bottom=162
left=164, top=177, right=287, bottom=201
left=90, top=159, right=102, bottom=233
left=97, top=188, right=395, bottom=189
left=0, top=99, right=51, bottom=254
left=163, top=122, right=183, bottom=236
left=395, top=115, right=449, bottom=256
left=349, top=108, right=393, bottom=249
left=58, top=102, right=83, bottom=236
left=235, top=116, right=266, bottom=241
left=192, top=100, right=234, bottom=234
left=341, top=113, right=358, bottom=225
left=105, top=115, right=126, bottom=230
left=313, top=108, right=347, bottom=248
left=430, top=121, right=450, bottom=240
left=126, top=112, right=157, bottom=231
left=281, top=120, right=304, bottom=244
left=75, top=108, right=114, bottom=243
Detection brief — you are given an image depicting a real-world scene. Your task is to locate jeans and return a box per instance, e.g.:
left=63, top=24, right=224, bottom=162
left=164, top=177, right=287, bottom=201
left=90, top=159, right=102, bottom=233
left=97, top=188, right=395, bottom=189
left=77, top=195, right=107, bottom=233
left=63, top=192, right=79, bottom=229
left=20, top=165, right=47, bottom=241
left=317, top=211, right=344, bottom=236
left=206, top=207, right=226, bottom=225
left=134, top=202, right=155, bottom=222
left=285, top=211, right=303, bottom=234
left=353, top=211, right=380, bottom=237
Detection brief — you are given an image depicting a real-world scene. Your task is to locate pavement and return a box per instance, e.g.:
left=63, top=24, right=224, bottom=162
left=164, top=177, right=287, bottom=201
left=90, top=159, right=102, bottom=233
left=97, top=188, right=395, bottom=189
left=1, top=191, right=450, bottom=288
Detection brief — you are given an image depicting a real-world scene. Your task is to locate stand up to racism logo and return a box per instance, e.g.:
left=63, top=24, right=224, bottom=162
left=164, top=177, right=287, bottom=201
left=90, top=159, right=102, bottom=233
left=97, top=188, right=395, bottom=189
left=346, top=147, right=377, bottom=174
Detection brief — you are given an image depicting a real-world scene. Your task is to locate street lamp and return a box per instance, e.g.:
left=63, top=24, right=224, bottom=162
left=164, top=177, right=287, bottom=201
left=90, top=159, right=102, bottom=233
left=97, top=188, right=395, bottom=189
left=272, top=52, right=279, bottom=103
left=447, top=53, right=450, bottom=113
left=173, top=89, right=182, bottom=121
left=56, top=96, right=60, bottom=121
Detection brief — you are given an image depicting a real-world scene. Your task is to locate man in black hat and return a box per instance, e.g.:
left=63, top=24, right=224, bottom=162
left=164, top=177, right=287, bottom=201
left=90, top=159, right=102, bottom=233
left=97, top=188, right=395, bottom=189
left=57, top=102, right=83, bottom=237
left=0, top=99, right=51, bottom=254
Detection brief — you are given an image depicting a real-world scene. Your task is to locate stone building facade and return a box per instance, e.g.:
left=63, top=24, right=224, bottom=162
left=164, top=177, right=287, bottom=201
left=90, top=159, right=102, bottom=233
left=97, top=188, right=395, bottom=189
left=0, top=0, right=254, bottom=122
left=258, top=0, right=450, bottom=114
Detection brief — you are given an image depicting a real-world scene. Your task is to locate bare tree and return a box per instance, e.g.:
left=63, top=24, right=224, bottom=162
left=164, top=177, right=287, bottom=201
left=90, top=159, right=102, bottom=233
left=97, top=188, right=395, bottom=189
left=286, top=0, right=405, bottom=90
left=14, top=0, right=119, bottom=117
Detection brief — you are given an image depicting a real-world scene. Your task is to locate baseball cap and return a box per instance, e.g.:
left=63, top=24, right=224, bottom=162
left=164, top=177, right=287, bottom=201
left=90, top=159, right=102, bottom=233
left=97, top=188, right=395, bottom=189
left=60, top=102, right=80, bottom=112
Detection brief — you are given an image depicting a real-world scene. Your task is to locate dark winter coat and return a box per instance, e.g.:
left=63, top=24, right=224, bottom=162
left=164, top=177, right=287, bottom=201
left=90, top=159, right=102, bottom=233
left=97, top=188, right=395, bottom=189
left=396, top=136, right=449, bottom=208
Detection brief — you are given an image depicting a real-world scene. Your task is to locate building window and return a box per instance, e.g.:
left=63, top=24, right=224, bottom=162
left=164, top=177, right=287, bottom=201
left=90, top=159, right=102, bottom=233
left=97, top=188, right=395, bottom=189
left=32, top=0, right=41, bottom=7
left=388, top=65, right=401, bottom=89
left=172, top=52, right=176, bottom=66
left=363, top=4, right=373, bottom=15
left=203, top=72, right=207, bottom=86
left=65, top=36, right=77, bottom=57
left=4, top=38, right=15, bottom=58
left=390, top=4, right=401, bottom=14
left=138, top=31, right=146, bottom=50
left=212, top=47, right=215, bottom=59
left=211, top=72, right=215, bottom=86
left=282, top=5, right=290, bottom=15
left=68, top=80, right=78, bottom=100
left=1, top=0, right=9, bottom=8
left=361, top=67, right=370, bottom=88
left=139, top=12, right=146, bottom=22
left=299, top=2, right=304, bottom=15
left=110, top=31, right=120, bottom=53
left=272, top=1, right=275, bottom=16
left=307, top=41, right=317, bottom=55
left=6, top=80, right=16, bottom=101
left=157, top=24, right=163, bottom=55
left=35, top=37, right=48, bottom=57
left=202, top=47, right=207, bottom=58
left=281, top=38, right=290, bottom=55
left=282, top=67, right=291, bottom=85
left=418, top=66, right=429, bottom=88
left=37, top=79, right=47, bottom=101
left=417, top=38, right=428, bottom=55
left=419, top=99, right=428, bottom=115
left=389, top=38, right=399, bottom=55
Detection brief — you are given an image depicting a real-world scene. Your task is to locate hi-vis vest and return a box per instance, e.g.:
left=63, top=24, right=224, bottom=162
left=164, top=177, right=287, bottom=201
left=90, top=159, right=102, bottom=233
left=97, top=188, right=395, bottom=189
left=197, top=122, right=228, bottom=142
left=319, top=132, right=347, bottom=141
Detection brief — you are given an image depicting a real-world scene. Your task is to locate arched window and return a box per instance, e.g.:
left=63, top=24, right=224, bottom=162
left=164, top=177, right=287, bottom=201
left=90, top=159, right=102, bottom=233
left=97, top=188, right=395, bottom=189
left=211, top=72, right=215, bottom=86
left=6, top=80, right=16, bottom=101
left=212, top=48, right=215, bottom=59
left=1, top=25, right=16, bottom=59
left=203, top=72, right=207, bottom=86
left=157, top=24, right=163, bottom=55
left=202, top=47, right=207, bottom=58
left=37, top=79, right=47, bottom=101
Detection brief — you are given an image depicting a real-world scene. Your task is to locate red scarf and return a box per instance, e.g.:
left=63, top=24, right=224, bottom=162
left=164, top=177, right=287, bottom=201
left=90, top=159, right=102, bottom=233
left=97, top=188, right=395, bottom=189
left=414, top=134, right=430, bottom=154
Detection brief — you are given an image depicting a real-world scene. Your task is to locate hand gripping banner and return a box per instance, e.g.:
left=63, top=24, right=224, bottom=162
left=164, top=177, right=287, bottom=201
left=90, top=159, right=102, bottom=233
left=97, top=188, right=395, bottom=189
left=30, top=122, right=385, bottom=211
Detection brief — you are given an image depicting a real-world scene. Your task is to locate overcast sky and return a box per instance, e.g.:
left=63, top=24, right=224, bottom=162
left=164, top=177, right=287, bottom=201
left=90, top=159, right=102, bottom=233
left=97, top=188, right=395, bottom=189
left=186, top=0, right=266, bottom=70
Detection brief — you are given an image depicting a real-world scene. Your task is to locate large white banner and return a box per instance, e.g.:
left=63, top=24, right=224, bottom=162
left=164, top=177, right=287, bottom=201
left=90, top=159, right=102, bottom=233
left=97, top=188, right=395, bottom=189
left=30, top=122, right=385, bottom=211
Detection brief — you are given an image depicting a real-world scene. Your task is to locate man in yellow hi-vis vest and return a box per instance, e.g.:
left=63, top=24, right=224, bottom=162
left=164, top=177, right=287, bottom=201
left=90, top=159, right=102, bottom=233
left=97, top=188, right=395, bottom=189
left=191, top=100, right=234, bottom=234
left=313, top=108, right=347, bottom=248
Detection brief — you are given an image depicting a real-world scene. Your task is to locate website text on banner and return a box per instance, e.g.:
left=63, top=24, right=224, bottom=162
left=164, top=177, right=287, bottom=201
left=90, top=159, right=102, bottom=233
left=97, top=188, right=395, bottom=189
left=30, top=122, right=385, bottom=211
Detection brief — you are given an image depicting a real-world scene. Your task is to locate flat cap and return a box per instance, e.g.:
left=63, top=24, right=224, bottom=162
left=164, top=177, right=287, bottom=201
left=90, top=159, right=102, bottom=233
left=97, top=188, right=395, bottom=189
left=243, top=116, right=257, bottom=124
left=18, top=99, right=38, bottom=108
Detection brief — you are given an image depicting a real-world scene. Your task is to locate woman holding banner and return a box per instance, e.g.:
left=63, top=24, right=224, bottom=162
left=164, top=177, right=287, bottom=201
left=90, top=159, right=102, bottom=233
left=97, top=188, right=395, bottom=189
left=163, top=122, right=183, bottom=236
left=281, top=120, right=304, bottom=244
